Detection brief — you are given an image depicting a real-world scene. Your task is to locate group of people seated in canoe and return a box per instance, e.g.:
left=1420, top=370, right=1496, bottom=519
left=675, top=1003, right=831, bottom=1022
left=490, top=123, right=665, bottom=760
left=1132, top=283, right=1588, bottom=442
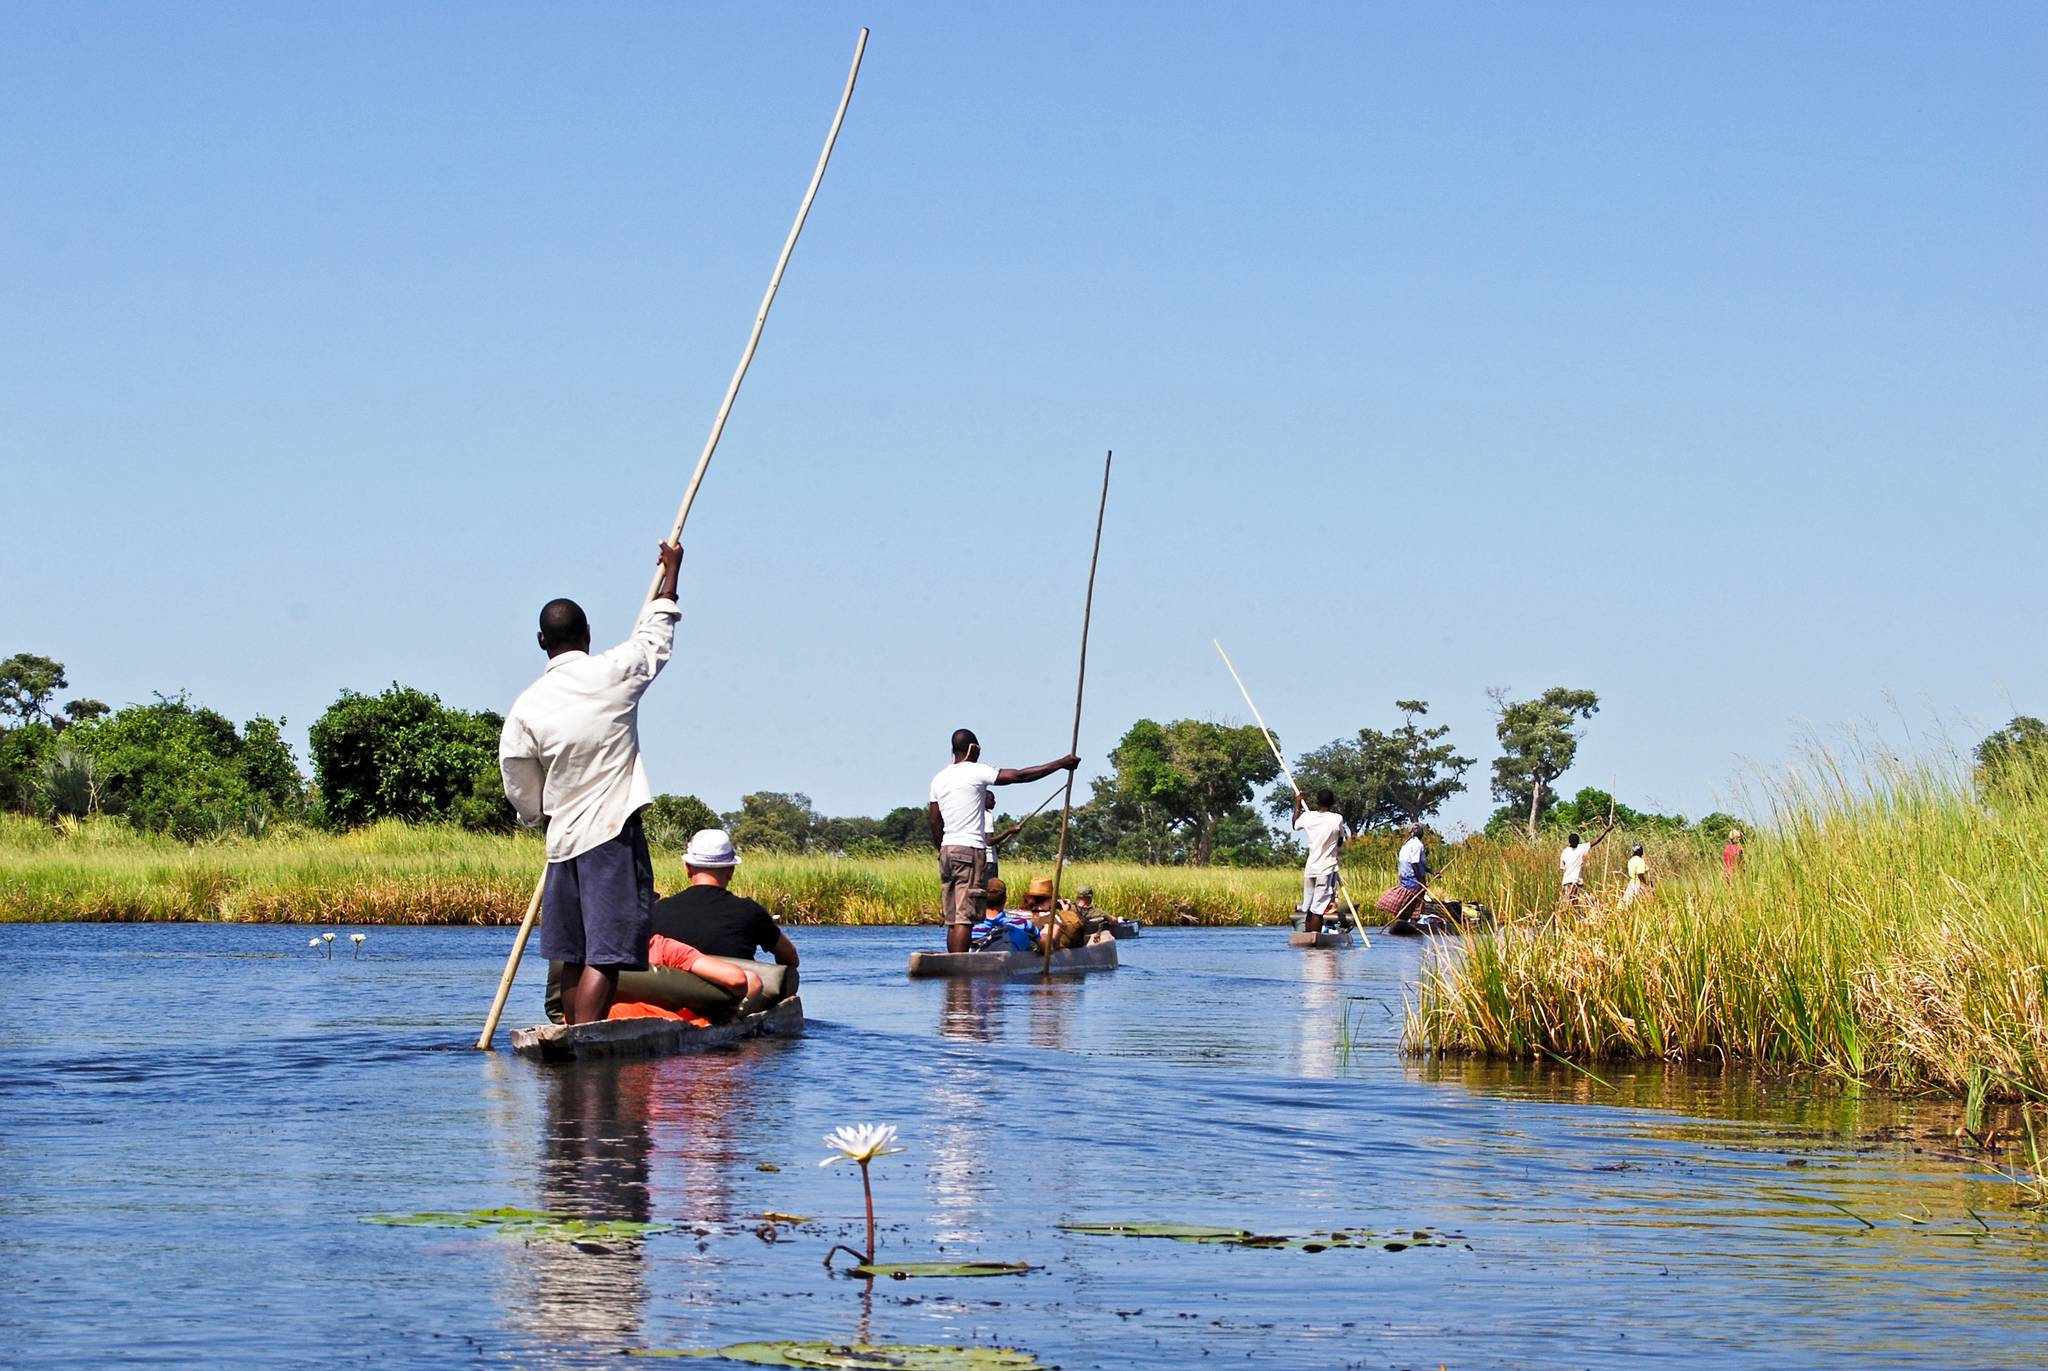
left=499, top=542, right=798, bottom=1029
left=969, top=877, right=1115, bottom=953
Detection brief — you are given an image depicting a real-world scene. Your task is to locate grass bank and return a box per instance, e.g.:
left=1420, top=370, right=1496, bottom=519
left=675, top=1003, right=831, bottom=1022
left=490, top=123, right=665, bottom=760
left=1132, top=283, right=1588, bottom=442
left=0, top=815, right=1317, bottom=926
left=1407, top=751, right=2048, bottom=1098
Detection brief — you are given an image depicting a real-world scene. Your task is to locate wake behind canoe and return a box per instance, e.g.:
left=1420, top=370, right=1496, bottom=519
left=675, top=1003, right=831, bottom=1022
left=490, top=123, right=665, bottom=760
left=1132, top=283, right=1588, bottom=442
left=510, top=996, right=805, bottom=1063
left=907, top=938, right=1119, bottom=979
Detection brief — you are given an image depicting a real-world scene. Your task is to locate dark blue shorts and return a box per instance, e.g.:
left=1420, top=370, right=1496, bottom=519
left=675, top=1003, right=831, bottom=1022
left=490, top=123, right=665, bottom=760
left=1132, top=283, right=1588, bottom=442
left=540, top=812, right=654, bottom=969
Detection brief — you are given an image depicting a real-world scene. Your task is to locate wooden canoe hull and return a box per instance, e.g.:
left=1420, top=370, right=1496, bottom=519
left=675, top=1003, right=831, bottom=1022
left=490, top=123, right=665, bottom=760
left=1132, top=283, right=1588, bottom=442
left=906, top=938, right=1119, bottom=979
left=1287, top=930, right=1354, bottom=949
left=510, top=996, right=805, bottom=1063
left=1107, top=918, right=1141, bottom=939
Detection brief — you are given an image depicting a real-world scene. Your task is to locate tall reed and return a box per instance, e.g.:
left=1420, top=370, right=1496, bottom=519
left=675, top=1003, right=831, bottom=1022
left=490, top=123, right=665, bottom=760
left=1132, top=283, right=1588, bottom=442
left=1407, top=744, right=2048, bottom=1098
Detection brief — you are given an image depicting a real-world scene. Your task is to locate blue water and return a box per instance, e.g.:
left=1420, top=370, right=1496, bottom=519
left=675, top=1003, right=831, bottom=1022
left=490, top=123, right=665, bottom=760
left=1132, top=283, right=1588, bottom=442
left=2, top=922, right=2044, bottom=1369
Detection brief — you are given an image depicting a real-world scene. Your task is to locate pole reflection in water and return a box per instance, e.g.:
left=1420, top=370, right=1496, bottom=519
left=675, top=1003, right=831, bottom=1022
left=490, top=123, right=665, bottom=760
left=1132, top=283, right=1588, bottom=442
left=507, top=1061, right=655, bottom=1351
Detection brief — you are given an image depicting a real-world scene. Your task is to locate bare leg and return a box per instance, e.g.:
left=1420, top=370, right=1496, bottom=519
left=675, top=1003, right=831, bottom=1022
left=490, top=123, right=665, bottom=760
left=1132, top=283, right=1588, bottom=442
left=947, top=922, right=972, bottom=953
left=1305, top=907, right=1324, bottom=935
left=558, top=961, right=585, bottom=1023
left=568, top=965, right=619, bottom=1025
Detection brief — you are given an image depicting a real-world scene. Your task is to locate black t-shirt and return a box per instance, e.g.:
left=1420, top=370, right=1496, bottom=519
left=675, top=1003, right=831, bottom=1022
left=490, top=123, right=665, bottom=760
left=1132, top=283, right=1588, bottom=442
left=651, top=884, right=781, bottom=961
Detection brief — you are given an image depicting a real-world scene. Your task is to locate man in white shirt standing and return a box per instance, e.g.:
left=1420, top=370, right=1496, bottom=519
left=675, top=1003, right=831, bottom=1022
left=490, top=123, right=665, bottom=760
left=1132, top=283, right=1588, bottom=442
left=927, top=728, right=1078, bottom=953
left=1292, top=788, right=1350, bottom=935
left=500, top=541, right=683, bottom=1025
left=1557, top=821, right=1615, bottom=909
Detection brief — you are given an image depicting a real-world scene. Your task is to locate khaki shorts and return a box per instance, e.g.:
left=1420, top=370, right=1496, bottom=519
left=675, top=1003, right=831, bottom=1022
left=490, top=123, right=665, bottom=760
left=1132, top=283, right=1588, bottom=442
left=939, top=846, right=988, bottom=927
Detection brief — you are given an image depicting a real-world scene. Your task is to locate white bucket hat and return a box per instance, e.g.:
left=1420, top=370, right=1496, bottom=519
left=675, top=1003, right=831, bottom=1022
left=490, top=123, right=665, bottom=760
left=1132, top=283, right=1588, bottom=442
left=684, top=828, right=742, bottom=868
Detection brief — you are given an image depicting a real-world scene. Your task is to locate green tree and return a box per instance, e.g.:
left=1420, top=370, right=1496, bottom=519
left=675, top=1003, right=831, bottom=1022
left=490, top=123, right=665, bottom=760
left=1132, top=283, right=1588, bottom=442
left=0, top=653, right=69, bottom=727
left=644, top=793, right=721, bottom=851
left=1104, top=718, right=1280, bottom=865
left=1974, top=716, right=2048, bottom=795
left=0, top=720, right=58, bottom=812
left=723, top=791, right=818, bottom=853
left=1277, top=700, right=1474, bottom=832
left=61, top=699, right=109, bottom=727
left=308, top=684, right=506, bottom=829
left=62, top=693, right=296, bottom=837
left=1489, top=686, right=1600, bottom=837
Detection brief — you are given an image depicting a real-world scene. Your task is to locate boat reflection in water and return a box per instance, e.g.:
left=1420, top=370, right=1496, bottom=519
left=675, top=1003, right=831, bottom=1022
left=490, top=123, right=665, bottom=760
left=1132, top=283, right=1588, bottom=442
left=1294, top=944, right=1343, bottom=1078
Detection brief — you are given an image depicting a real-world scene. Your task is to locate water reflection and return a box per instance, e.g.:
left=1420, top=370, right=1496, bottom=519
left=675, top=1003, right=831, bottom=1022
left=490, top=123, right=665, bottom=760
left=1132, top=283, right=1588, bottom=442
left=938, top=977, right=1000, bottom=1042
left=1294, top=948, right=1341, bottom=1078
left=505, top=1062, right=655, bottom=1350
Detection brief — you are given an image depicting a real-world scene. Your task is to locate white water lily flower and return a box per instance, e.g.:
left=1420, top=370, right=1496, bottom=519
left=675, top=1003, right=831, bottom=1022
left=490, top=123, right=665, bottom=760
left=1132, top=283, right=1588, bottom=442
left=308, top=938, right=321, bottom=948
left=350, top=933, right=366, bottom=944
left=321, top=932, right=336, bottom=943
left=820, top=1123, right=904, bottom=1166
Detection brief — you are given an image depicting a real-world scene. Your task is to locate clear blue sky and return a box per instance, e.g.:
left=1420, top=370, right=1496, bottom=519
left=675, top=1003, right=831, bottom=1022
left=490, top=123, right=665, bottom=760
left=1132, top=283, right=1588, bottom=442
left=6, top=3, right=2043, bottom=833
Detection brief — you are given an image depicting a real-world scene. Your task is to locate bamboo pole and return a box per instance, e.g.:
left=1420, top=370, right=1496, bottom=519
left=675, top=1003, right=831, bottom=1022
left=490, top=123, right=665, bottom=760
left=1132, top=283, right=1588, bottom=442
left=1601, top=775, right=1616, bottom=889
left=1213, top=640, right=1368, bottom=947
left=476, top=29, right=870, bottom=1050
left=1046, top=450, right=1113, bottom=973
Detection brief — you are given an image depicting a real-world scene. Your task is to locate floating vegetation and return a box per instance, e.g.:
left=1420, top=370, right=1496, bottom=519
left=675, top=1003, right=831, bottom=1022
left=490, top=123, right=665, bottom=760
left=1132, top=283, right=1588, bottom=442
left=1059, top=1221, right=1460, bottom=1251
left=360, top=1206, right=672, bottom=1245
left=849, top=1260, right=1032, bottom=1280
left=629, top=1342, right=1044, bottom=1368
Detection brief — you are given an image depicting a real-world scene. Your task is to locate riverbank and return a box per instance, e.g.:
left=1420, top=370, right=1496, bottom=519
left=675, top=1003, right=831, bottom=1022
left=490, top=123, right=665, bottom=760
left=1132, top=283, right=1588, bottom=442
left=0, top=815, right=1314, bottom=925
left=1408, top=752, right=2048, bottom=1099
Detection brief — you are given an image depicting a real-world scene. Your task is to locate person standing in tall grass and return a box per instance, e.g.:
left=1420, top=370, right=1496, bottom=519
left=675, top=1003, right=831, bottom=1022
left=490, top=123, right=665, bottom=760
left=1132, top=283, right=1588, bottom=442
left=1722, top=829, right=1744, bottom=876
left=1620, top=844, right=1652, bottom=908
left=928, top=729, right=1078, bottom=953
left=1558, top=821, right=1615, bottom=909
left=500, top=541, right=683, bottom=1026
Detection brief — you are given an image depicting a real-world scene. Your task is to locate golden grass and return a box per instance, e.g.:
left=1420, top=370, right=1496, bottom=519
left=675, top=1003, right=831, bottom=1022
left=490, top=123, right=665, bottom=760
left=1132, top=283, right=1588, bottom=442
left=1407, top=748, right=2048, bottom=1098
left=0, top=815, right=1313, bottom=926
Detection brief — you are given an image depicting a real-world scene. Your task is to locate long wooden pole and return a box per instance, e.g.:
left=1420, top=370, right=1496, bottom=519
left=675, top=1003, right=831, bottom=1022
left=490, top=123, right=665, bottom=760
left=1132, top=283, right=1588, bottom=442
left=476, top=29, right=870, bottom=1050
left=1213, top=640, right=1368, bottom=948
left=1046, top=450, right=1113, bottom=973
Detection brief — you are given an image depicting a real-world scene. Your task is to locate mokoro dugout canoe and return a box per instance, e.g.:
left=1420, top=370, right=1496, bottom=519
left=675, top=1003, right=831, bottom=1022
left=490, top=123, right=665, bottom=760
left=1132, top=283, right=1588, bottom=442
left=1287, top=929, right=1354, bottom=949
left=1384, top=899, right=1495, bottom=938
left=511, top=996, right=804, bottom=1063
left=907, top=936, right=1119, bottom=979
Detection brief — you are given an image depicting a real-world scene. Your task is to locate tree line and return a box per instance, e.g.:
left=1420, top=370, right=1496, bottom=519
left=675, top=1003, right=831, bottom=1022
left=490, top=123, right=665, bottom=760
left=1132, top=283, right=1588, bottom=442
left=4, top=649, right=1873, bottom=856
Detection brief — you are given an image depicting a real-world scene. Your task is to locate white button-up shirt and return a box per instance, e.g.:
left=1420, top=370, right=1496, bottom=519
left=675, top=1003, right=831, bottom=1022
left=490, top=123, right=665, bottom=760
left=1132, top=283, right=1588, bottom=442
left=498, top=597, right=679, bottom=862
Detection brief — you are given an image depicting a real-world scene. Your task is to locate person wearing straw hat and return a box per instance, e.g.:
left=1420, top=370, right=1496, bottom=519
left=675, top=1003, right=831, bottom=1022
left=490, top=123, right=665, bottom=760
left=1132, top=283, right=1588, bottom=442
left=651, top=829, right=800, bottom=985
left=928, top=728, right=1079, bottom=953
left=499, top=540, right=683, bottom=1025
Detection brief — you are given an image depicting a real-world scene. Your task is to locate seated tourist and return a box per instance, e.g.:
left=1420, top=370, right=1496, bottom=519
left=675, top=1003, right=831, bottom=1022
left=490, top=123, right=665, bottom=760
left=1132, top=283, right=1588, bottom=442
left=970, top=876, right=1039, bottom=952
left=649, top=828, right=799, bottom=998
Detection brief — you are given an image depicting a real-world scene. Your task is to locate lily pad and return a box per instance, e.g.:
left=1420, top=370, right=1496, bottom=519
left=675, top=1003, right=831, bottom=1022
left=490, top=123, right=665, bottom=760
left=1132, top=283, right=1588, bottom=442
left=1060, top=1221, right=1458, bottom=1251
left=757, top=1211, right=811, bottom=1225
left=1058, top=1222, right=1251, bottom=1241
left=360, top=1208, right=672, bottom=1243
left=629, top=1342, right=1044, bottom=1368
left=849, top=1261, right=1033, bottom=1280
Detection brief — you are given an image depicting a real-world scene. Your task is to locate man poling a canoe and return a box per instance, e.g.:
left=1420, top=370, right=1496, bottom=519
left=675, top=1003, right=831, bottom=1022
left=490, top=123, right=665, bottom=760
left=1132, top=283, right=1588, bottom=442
left=1291, top=788, right=1351, bottom=935
left=499, top=540, right=683, bottom=1025
left=928, top=729, right=1079, bottom=953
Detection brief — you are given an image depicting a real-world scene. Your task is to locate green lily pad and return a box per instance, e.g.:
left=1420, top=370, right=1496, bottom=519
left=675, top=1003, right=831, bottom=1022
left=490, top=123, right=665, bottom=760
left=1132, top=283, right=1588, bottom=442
left=1058, top=1222, right=1251, bottom=1241
left=629, top=1342, right=1043, bottom=1368
left=360, top=1208, right=672, bottom=1243
left=849, top=1261, right=1033, bottom=1280
left=1060, top=1221, right=1458, bottom=1251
